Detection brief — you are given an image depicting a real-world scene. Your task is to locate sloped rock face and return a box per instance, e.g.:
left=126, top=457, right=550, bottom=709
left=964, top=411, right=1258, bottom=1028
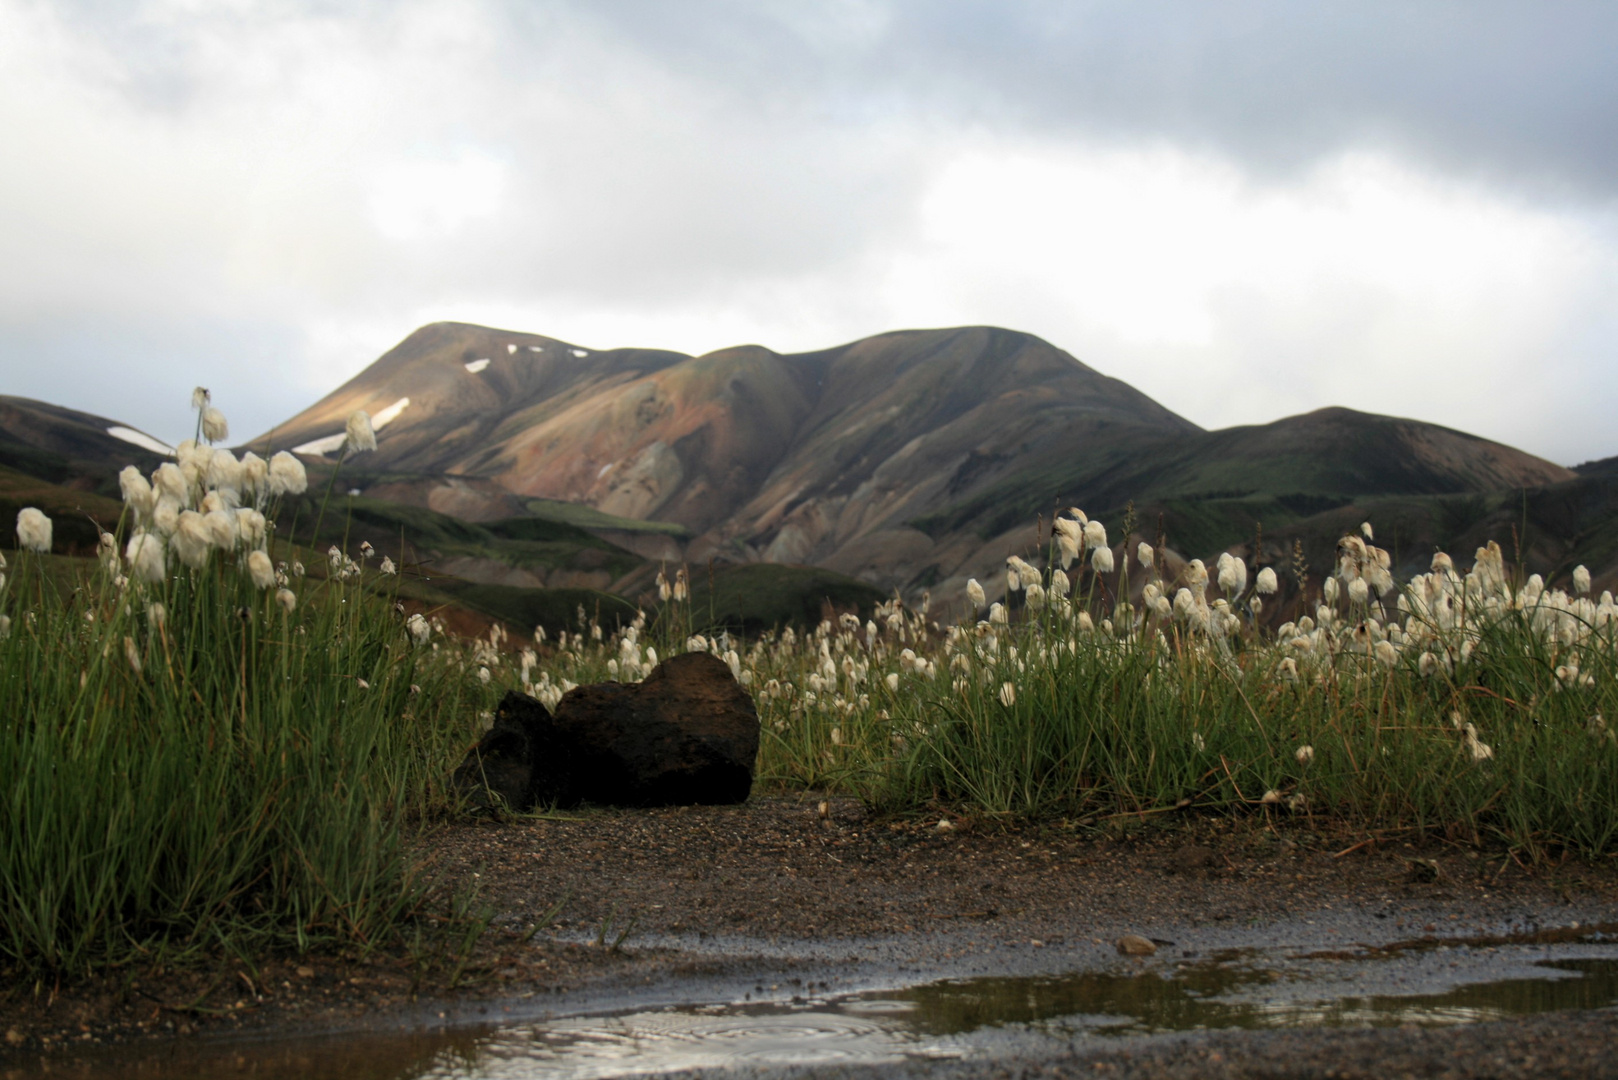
left=452, top=652, right=759, bottom=810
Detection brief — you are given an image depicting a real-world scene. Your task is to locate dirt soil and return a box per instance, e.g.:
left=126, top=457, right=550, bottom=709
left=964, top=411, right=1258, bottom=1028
left=4, top=794, right=1618, bottom=1075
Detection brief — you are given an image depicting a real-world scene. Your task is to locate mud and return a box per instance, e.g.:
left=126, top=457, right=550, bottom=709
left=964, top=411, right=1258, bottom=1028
left=3, top=795, right=1617, bottom=1077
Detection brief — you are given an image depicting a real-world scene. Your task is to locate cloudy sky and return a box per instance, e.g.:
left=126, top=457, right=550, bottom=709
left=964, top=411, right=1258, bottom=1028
left=2, top=0, right=1615, bottom=464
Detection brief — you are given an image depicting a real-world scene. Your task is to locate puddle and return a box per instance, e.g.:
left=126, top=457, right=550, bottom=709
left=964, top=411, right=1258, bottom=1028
left=18, top=953, right=1618, bottom=1078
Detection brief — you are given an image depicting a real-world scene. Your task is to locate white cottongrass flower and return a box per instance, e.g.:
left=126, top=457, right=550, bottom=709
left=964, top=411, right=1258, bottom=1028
left=1464, top=723, right=1493, bottom=762
left=1137, top=541, right=1154, bottom=569
left=885, top=672, right=900, bottom=692
left=1360, top=521, right=1374, bottom=540
left=267, top=451, right=308, bottom=496
left=380, top=556, right=396, bottom=575
left=246, top=550, right=276, bottom=589
left=1024, top=581, right=1046, bottom=610
left=966, top=578, right=985, bottom=609
left=276, top=588, right=296, bottom=613
left=1260, top=789, right=1282, bottom=805
left=1295, top=744, right=1314, bottom=766
left=1055, top=530, right=1080, bottom=568
left=1009, top=555, right=1040, bottom=589
left=1573, top=565, right=1591, bottom=595
left=1049, top=569, right=1070, bottom=598
left=1348, top=578, right=1370, bottom=606
left=1323, top=576, right=1340, bottom=604
left=1083, top=520, right=1107, bottom=548
left=16, top=507, right=52, bottom=552
left=191, top=387, right=211, bottom=409
left=125, top=532, right=166, bottom=584
left=147, top=602, right=166, bottom=630
left=207, top=449, right=243, bottom=493
left=1374, top=640, right=1398, bottom=668
left=1256, top=567, right=1278, bottom=595
left=988, top=602, right=1008, bottom=625
left=1278, top=656, right=1299, bottom=682
left=153, top=462, right=189, bottom=506
left=173, top=511, right=212, bottom=568
left=1217, top=552, right=1246, bottom=595
left=204, top=509, right=238, bottom=549
left=345, top=410, right=377, bottom=453
left=1091, top=545, right=1114, bottom=574
left=201, top=407, right=229, bottom=444
left=119, top=466, right=155, bottom=519
left=235, top=508, right=267, bottom=548
left=998, top=681, right=1016, bottom=707
left=1191, top=732, right=1206, bottom=752
left=406, top=613, right=431, bottom=645
left=123, top=635, right=143, bottom=676
left=477, top=666, right=491, bottom=684
left=240, top=451, right=268, bottom=497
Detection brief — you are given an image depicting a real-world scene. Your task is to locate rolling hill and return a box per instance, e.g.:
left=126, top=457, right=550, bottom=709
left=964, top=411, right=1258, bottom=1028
left=251, top=322, right=1581, bottom=607
left=4, top=323, right=1604, bottom=622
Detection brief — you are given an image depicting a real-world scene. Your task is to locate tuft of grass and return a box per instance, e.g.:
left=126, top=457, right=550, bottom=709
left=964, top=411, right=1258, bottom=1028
left=0, top=540, right=494, bottom=977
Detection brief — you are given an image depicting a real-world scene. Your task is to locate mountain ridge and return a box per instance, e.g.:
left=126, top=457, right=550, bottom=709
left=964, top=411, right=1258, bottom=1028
left=247, top=321, right=1576, bottom=601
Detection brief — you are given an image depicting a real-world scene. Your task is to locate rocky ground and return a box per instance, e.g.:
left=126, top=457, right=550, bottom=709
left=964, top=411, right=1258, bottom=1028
left=4, top=795, right=1617, bottom=1077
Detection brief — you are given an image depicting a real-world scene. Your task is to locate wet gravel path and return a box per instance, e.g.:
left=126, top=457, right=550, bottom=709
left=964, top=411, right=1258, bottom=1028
left=6, top=795, right=1618, bottom=1076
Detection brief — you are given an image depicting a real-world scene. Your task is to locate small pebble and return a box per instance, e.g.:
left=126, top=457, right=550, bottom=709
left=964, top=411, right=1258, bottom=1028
left=1116, top=934, right=1157, bottom=956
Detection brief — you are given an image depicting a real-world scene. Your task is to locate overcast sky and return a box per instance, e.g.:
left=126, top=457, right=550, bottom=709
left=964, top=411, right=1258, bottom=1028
left=2, top=0, right=1615, bottom=464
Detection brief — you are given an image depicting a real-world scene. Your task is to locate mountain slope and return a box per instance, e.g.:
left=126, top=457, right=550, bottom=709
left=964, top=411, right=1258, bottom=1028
left=0, top=396, right=172, bottom=491
left=254, top=323, right=1197, bottom=563
left=249, top=322, right=1586, bottom=602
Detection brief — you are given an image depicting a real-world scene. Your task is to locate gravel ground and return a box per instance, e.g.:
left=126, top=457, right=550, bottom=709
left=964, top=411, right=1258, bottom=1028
left=4, top=794, right=1617, bottom=1077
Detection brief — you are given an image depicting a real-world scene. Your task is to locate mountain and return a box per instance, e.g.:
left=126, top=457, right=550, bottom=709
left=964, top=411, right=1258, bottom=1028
left=253, top=322, right=1580, bottom=604
left=4, top=325, right=1596, bottom=612
left=0, top=396, right=172, bottom=488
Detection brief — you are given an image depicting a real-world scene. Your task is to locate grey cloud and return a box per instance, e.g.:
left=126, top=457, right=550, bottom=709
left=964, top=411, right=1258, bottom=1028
left=555, top=1, right=1618, bottom=200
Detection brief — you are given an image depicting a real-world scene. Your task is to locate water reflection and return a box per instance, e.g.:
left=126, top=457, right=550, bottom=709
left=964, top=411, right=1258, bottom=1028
left=19, top=958, right=1618, bottom=1079
left=897, top=957, right=1618, bottom=1036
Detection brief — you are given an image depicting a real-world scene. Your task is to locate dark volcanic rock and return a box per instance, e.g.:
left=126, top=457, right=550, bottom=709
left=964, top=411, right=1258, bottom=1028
left=451, top=691, right=582, bottom=811
left=452, top=652, right=759, bottom=810
left=550, top=651, right=759, bottom=807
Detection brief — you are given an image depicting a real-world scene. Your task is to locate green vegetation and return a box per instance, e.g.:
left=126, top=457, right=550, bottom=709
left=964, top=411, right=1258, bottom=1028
left=275, top=495, right=647, bottom=588
left=560, top=522, right=1618, bottom=861
left=670, top=562, right=889, bottom=637
left=0, top=541, right=493, bottom=976
left=433, top=580, right=639, bottom=637
left=4, top=416, right=1616, bottom=985
left=524, top=497, right=690, bottom=537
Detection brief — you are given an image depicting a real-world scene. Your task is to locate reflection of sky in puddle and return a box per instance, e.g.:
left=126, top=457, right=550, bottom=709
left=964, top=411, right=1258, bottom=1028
left=429, top=1008, right=961, bottom=1079
left=408, top=957, right=1618, bottom=1079
left=22, top=955, right=1618, bottom=1079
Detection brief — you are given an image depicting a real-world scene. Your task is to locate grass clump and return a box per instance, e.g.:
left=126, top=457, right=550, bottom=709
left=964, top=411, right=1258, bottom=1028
left=0, top=403, right=495, bottom=978
left=579, top=519, right=1618, bottom=860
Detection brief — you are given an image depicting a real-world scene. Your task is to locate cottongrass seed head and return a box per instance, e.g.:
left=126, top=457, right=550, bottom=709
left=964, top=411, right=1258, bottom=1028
left=16, top=507, right=52, bottom=553
left=345, top=410, right=377, bottom=454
